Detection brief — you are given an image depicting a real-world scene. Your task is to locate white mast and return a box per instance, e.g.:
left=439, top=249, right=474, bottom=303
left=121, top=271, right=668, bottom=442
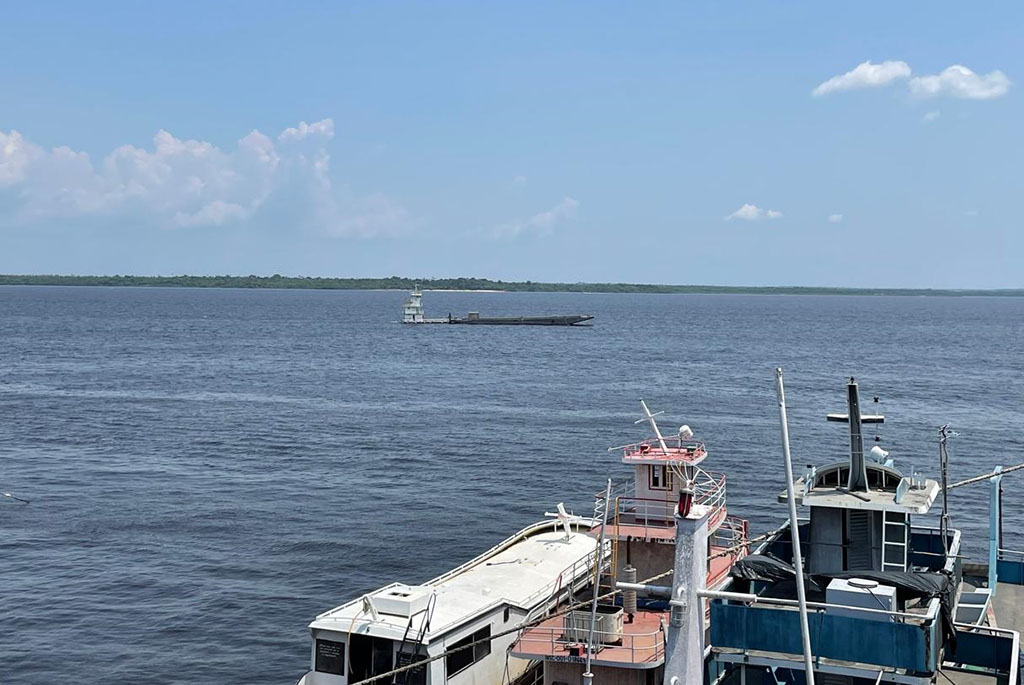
left=636, top=399, right=669, bottom=455
left=775, top=368, right=815, bottom=685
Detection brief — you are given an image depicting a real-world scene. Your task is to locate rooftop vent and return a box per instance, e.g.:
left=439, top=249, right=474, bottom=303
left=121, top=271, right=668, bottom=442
left=373, top=585, right=433, bottom=617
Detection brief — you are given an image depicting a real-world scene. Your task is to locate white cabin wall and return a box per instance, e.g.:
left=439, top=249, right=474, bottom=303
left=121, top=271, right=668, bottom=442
left=441, top=608, right=532, bottom=685
left=632, top=465, right=677, bottom=516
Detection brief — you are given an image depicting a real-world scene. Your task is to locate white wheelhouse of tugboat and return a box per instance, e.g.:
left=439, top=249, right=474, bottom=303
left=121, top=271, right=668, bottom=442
left=300, top=520, right=607, bottom=685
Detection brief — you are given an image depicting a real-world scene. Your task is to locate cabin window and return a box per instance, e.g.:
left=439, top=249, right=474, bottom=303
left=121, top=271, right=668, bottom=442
left=315, top=639, right=346, bottom=676
left=503, top=607, right=510, bottom=623
left=446, top=625, right=491, bottom=679
left=649, top=465, right=670, bottom=490
left=349, top=634, right=395, bottom=682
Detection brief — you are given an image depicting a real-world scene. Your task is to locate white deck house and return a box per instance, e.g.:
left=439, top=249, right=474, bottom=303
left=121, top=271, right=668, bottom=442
left=300, top=522, right=604, bottom=685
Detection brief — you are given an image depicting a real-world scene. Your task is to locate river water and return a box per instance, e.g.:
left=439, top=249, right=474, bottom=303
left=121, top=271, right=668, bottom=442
left=1, top=286, right=1021, bottom=683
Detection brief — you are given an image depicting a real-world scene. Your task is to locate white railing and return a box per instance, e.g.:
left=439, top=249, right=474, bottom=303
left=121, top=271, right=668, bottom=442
left=614, top=437, right=707, bottom=460
left=707, top=589, right=942, bottom=626
left=514, top=624, right=665, bottom=664
left=999, top=547, right=1024, bottom=562
left=600, top=468, right=728, bottom=534
left=949, top=622, right=1021, bottom=685
left=519, top=541, right=610, bottom=609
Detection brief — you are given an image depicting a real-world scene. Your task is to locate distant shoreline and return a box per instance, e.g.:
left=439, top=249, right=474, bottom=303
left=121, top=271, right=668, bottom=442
left=1, top=274, right=1022, bottom=297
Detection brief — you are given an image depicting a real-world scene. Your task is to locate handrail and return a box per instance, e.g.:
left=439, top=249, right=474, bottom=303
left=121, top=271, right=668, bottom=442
left=709, top=592, right=940, bottom=624
left=949, top=621, right=1021, bottom=684
left=315, top=519, right=600, bottom=624
left=614, top=438, right=707, bottom=459
left=519, top=540, right=611, bottom=608
left=515, top=623, right=665, bottom=664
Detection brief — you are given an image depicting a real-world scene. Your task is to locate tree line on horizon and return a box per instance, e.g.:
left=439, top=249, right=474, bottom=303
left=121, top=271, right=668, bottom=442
left=0, top=273, right=1021, bottom=296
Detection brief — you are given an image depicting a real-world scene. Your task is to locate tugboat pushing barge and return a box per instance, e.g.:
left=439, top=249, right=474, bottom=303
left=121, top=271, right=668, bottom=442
left=401, top=287, right=593, bottom=326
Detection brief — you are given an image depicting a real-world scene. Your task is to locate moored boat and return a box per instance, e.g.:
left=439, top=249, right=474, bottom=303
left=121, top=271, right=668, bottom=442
left=297, top=401, right=748, bottom=685
left=298, top=518, right=605, bottom=685
left=507, top=401, right=748, bottom=685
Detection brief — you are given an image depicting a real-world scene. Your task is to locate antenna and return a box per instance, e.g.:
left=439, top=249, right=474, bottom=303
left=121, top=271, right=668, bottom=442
left=636, top=399, right=669, bottom=455
left=939, top=425, right=952, bottom=554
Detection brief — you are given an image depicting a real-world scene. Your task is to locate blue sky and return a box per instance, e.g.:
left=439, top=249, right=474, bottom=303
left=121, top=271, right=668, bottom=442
left=1, top=2, right=1021, bottom=287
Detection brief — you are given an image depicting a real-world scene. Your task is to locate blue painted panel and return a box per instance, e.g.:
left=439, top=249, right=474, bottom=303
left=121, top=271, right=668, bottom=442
left=909, top=530, right=947, bottom=572
left=997, top=558, right=1024, bottom=585
left=710, top=602, right=931, bottom=672
left=949, top=630, right=1016, bottom=671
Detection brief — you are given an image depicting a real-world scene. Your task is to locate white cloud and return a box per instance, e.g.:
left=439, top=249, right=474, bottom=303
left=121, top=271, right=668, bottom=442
left=922, top=110, right=941, bottom=123
left=909, top=65, right=1011, bottom=100
left=828, top=213, right=843, bottom=224
left=964, top=209, right=979, bottom=217
left=512, top=175, right=527, bottom=186
left=277, top=118, right=335, bottom=143
left=725, top=203, right=782, bottom=221
left=0, top=118, right=415, bottom=237
left=493, top=197, right=579, bottom=238
left=812, top=60, right=911, bottom=97
left=0, top=129, right=42, bottom=187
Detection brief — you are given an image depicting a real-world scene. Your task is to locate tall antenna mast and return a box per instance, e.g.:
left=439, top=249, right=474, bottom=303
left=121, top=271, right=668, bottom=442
left=636, top=399, right=669, bottom=455
left=845, top=378, right=869, bottom=492
left=939, top=425, right=952, bottom=555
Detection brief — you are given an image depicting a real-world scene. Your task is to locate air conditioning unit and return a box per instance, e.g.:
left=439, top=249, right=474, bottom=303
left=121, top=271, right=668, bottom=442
left=563, top=605, right=624, bottom=644
left=826, top=578, right=896, bottom=623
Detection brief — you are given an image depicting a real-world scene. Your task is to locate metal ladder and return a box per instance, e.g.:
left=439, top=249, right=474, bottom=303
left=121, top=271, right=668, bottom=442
left=393, top=593, right=436, bottom=685
left=881, top=511, right=908, bottom=572
left=592, top=493, right=617, bottom=590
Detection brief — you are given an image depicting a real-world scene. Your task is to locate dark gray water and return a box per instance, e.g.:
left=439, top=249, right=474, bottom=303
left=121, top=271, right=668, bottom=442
left=2, top=286, right=1022, bottom=684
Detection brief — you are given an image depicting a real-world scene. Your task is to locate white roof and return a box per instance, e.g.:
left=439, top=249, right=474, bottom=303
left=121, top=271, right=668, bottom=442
left=310, top=527, right=598, bottom=643
left=779, top=478, right=940, bottom=515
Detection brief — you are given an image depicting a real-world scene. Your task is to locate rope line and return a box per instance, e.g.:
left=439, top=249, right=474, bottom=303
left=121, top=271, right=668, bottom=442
left=947, top=462, right=1024, bottom=490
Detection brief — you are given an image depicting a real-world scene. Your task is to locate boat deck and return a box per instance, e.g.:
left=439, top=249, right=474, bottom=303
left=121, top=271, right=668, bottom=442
left=991, top=582, right=1023, bottom=632
left=309, top=526, right=599, bottom=642
left=510, top=609, right=668, bottom=668
left=944, top=582, right=1023, bottom=685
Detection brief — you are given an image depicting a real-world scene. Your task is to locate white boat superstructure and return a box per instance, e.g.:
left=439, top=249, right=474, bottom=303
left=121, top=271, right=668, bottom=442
left=299, top=520, right=605, bottom=685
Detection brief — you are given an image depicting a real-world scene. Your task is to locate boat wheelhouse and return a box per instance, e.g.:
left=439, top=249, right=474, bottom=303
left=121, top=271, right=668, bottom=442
left=402, top=287, right=424, bottom=323
left=509, top=402, right=749, bottom=685
left=594, top=401, right=747, bottom=590
left=299, top=519, right=606, bottom=685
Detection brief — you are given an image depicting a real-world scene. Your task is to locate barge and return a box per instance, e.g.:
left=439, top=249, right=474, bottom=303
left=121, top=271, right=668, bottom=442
left=401, top=287, right=593, bottom=326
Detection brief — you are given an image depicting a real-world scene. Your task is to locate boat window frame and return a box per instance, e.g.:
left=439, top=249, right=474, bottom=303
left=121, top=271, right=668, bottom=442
left=445, top=625, right=491, bottom=680
left=649, top=465, right=671, bottom=490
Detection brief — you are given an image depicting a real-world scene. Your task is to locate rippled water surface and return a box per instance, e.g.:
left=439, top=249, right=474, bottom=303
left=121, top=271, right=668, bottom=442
left=2, top=286, right=1022, bottom=684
